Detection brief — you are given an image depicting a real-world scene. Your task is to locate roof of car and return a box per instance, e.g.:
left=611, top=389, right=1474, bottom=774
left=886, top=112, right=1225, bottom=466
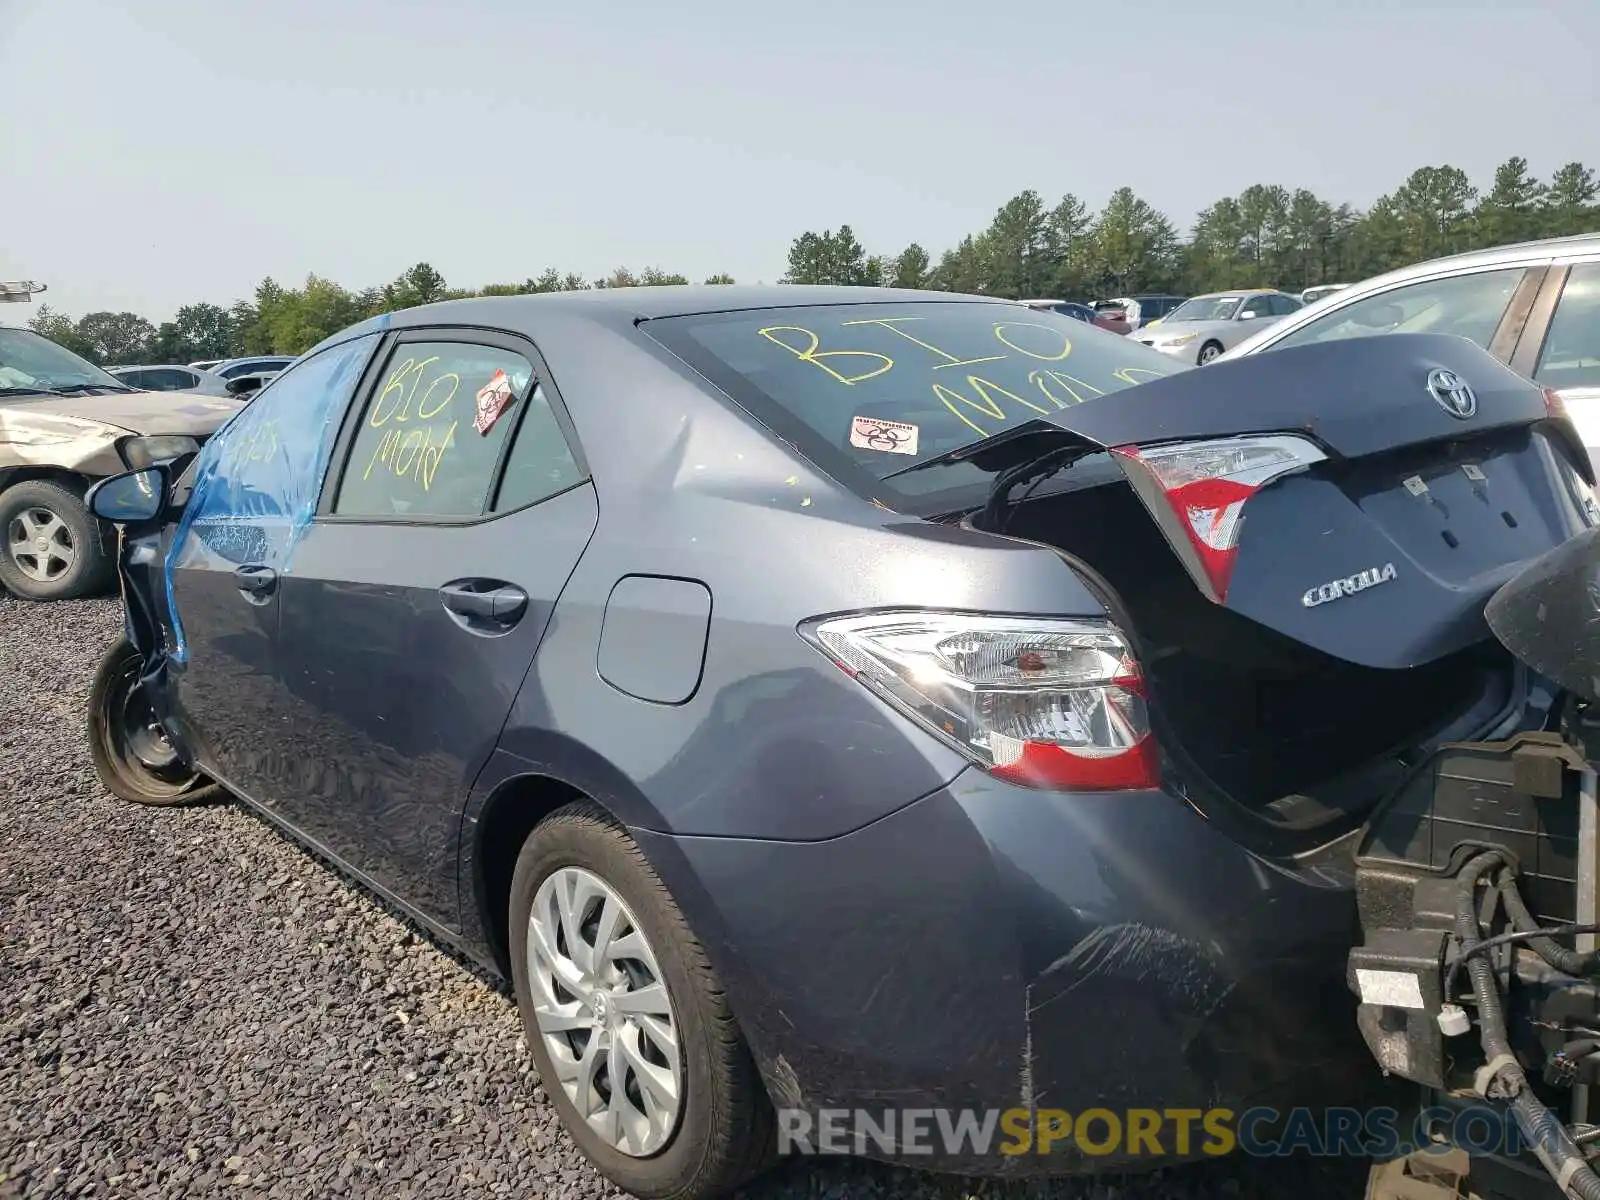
left=305, top=285, right=1009, bottom=357
left=447, top=284, right=991, bottom=319
left=1324, top=232, right=1600, bottom=295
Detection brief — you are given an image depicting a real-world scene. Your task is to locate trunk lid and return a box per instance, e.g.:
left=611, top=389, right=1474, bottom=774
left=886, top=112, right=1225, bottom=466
left=1035, top=333, right=1597, bottom=669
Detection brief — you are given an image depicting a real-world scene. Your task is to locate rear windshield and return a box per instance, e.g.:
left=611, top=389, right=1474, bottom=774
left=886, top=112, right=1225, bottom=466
left=644, top=301, right=1183, bottom=504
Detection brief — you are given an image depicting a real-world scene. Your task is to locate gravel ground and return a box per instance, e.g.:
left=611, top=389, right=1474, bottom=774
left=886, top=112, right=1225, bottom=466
left=0, top=593, right=1367, bottom=1200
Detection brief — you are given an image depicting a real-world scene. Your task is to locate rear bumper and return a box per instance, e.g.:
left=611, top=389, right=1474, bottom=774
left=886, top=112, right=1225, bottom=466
left=636, top=768, right=1375, bottom=1173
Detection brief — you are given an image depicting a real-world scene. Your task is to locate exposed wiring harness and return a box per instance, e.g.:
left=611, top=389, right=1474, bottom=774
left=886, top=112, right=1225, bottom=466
left=1449, top=850, right=1600, bottom=1198
left=978, top=444, right=1090, bottom=533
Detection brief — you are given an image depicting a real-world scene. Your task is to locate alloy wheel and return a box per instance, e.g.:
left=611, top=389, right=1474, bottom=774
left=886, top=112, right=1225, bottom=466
left=527, top=866, right=682, bottom=1156
left=6, top=506, right=76, bottom=583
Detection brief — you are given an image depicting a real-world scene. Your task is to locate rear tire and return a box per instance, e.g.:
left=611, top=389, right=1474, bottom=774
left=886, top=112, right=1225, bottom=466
left=0, top=479, right=115, bottom=601
left=86, top=638, right=222, bottom=807
left=509, top=804, right=775, bottom=1200
left=1198, top=340, right=1224, bottom=365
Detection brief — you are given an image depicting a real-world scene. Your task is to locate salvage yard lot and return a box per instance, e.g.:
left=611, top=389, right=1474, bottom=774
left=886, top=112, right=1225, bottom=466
left=0, top=594, right=1358, bottom=1199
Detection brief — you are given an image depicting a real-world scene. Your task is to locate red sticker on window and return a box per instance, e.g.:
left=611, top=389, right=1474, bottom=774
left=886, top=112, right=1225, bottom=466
left=473, top=369, right=517, bottom=435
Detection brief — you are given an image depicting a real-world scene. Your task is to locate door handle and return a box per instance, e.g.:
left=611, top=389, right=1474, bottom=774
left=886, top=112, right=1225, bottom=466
left=233, top=564, right=278, bottom=601
left=439, top=580, right=528, bottom=631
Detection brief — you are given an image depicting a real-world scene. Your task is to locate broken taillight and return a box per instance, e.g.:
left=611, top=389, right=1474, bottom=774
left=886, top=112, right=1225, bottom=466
left=1113, top=434, right=1328, bottom=604
left=803, top=612, right=1158, bottom=791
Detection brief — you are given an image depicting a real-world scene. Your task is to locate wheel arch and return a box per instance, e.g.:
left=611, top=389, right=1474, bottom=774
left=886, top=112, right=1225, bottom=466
left=470, top=771, right=594, bottom=978
left=460, top=746, right=787, bottom=1120
left=463, top=730, right=680, bottom=976
left=461, top=742, right=730, bottom=978
left=0, top=464, right=95, bottom=497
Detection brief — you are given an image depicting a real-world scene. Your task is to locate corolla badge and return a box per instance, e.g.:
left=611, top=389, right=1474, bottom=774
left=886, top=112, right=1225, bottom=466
left=1427, top=368, right=1477, bottom=419
left=1302, top=563, right=1398, bottom=608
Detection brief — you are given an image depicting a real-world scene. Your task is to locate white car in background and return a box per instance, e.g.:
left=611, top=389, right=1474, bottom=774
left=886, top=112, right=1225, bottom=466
left=1222, top=232, right=1600, bottom=464
left=107, top=363, right=232, bottom=396
left=1127, top=289, right=1303, bottom=364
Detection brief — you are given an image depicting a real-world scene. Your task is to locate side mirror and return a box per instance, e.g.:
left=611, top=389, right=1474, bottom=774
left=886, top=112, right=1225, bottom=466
left=1239, top=309, right=1260, bottom=320
left=86, top=467, right=168, bottom=523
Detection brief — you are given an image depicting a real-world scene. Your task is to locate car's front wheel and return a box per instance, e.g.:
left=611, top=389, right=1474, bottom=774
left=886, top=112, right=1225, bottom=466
left=1197, top=340, right=1225, bottom=365
left=86, top=638, right=222, bottom=807
left=0, top=478, right=115, bottom=601
left=509, top=804, right=775, bottom=1200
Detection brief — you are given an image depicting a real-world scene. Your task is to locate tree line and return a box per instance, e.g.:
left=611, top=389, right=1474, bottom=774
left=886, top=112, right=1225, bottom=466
left=27, top=156, right=1599, bottom=367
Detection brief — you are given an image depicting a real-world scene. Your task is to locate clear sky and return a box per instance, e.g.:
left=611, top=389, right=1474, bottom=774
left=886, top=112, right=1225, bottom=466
left=4, top=0, right=1597, bottom=322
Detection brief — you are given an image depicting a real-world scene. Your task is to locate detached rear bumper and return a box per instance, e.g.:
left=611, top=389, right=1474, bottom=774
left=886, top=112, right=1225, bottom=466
left=636, top=768, right=1375, bottom=1173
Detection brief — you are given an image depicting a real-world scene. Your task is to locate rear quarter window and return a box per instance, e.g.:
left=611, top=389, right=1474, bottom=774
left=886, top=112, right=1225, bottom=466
left=1536, top=262, right=1600, bottom=390
left=644, top=301, right=1182, bottom=503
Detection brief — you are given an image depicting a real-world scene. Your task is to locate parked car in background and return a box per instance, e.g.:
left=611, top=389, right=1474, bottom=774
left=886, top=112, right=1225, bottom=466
left=210, top=355, right=294, bottom=383
left=0, top=325, right=241, bottom=600
left=107, top=363, right=232, bottom=396
left=219, top=370, right=280, bottom=400
left=1018, top=298, right=1118, bottom=329
left=1117, top=293, right=1188, bottom=329
left=1223, top=233, right=1600, bottom=463
left=1130, top=289, right=1303, bottom=363
left=188, top=359, right=223, bottom=372
left=80, top=284, right=1600, bottom=1200
left=1089, top=299, right=1133, bottom=335
left=1299, top=284, right=1351, bottom=305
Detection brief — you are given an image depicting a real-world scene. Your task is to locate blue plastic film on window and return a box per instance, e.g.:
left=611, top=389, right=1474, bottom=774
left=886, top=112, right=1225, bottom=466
left=164, top=333, right=380, bottom=661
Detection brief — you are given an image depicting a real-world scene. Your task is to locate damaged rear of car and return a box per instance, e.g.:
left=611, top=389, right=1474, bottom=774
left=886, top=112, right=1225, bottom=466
left=644, top=305, right=1597, bottom=1173
left=83, top=287, right=1600, bottom=1197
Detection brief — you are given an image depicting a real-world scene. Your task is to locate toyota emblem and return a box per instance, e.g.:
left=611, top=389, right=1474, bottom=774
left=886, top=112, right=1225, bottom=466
left=1427, top=368, right=1477, bottom=420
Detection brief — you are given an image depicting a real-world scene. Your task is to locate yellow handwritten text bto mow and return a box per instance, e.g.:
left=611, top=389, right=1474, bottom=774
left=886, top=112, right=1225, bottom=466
left=361, top=355, right=464, bottom=492
left=755, top=317, right=1166, bottom=439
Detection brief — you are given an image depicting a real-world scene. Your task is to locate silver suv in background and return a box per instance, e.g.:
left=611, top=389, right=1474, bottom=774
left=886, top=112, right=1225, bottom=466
left=1223, top=233, right=1600, bottom=463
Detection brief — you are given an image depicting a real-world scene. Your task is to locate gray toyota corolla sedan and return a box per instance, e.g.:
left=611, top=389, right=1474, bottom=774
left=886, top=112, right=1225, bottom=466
left=84, top=286, right=1597, bottom=1197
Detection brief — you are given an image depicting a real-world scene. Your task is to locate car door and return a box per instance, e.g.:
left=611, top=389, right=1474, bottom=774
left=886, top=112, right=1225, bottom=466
left=1514, top=259, right=1600, bottom=468
left=270, top=328, right=595, bottom=923
left=160, top=332, right=383, bottom=805
left=1228, top=296, right=1278, bottom=344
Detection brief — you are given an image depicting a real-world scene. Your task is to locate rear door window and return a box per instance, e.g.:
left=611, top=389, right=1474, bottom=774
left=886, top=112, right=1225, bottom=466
left=145, top=368, right=194, bottom=390
left=1272, top=268, right=1528, bottom=351
left=332, top=339, right=536, bottom=519
left=644, top=301, right=1182, bottom=501
left=1535, top=263, right=1600, bottom=390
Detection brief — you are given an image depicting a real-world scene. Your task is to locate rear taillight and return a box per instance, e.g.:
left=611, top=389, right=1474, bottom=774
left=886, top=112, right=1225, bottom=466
left=1112, top=434, right=1327, bottom=604
left=804, top=612, right=1157, bottom=791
